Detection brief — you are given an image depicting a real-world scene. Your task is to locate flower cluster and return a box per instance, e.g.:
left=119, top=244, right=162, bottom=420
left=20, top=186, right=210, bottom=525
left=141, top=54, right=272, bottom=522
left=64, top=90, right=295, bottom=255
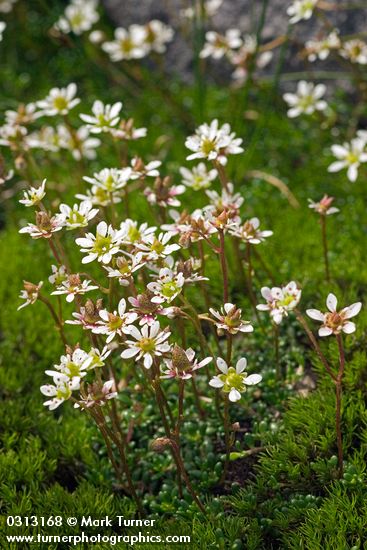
left=102, top=20, right=174, bottom=62
left=41, top=346, right=111, bottom=409
left=257, top=282, right=301, bottom=325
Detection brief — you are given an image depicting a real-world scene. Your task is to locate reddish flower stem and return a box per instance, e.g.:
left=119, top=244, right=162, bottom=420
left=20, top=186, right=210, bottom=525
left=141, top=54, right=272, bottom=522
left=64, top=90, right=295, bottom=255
left=218, top=229, right=229, bottom=303
left=320, top=216, right=330, bottom=283
left=336, top=334, right=346, bottom=477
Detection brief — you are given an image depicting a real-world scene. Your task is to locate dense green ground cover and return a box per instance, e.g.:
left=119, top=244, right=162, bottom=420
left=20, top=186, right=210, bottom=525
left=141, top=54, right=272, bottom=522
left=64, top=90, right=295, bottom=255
left=1, top=2, right=367, bottom=548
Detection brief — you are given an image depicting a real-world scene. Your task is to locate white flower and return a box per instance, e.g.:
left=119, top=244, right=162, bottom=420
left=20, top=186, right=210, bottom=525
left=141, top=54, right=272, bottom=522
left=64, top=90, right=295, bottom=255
left=357, top=130, right=367, bottom=146
left=200, top=29, right=242, bottom=60
left=41, top=348, right=92, bottom=410
left=80, top=100, right=123, bottom=133
left=328, top=138, right=367, bottom=182
left=119, top=219, right=156, bottom=246
left=229, top=217, right=273, bottom=244
left=48, top=264, right=67, bottom=285
left=41, top=374, right=80, bottom=410
left=5, top=102, right=41, bottom=125
left=27, top=126, right=62, bottom=152
left=308, top=195, right=339, bottom=216
left=206, top=303, right=253, bottom=335
left=181, top=0, right=222, bottom=19
left=147, top=268, right=185, bottom=304
left=287, top=0, right=318, bottom=24
left=209, top=357, right=262, bottom=402
left=51, top=274, right=98, bottom=302
left=144, top=177, right=186, bottom=208
left=57, top=124, right=101, bottom=160
left=143, top=20, right=174, bottom=53
left=17, top=281, right=43, bottom=311
left=128, top=292, right=175, bottom=326
left=76, top=185, right=122, bottom=206
left=0, top=123, right=28, bottom=149
left=230, top=35, right=273, bottom=83
left=161, top=346, right=212, bottom=380
left=19, top=179, right=46, bottom=207
left=54, top=0, right=99, bottom=35
left=340, top=39, right=367, bottom=65
left=0, top=0, right=16, bottom=14
left=185, top=119, right=244, bottom=165
left=205, top=182, right=243, bottom=222
left=82, top=167, right=132, bottom=197
left=102, top=25, right=149, bottom=61
left=137, top=232, right=180, bottom=260
left=65, top=299, right=103, bottom=330
left=0, top=167, right=13, bottom=185
left=180, top=163, right=217, bottom=190
left=0, top=21, right=6, bottom=41
left=48, top=348, right=91, bottom=379
left=283, top=81, right=327, bottom=118
left=306, top=30, right=340, bottom=62
left=59, top=200, right=98, bottom=230
left=130, top=158, right=161, bottom=179
left=19, top=211, right=65, bottom=239
left=89, top=29, right=104, bottom=44
left=74, top=379, right=117, bottom=409
left=104, top=252, right=146, bottom=286
left=37, top=83, right=81, bottom=116
left=121, top=321, right=171, bottom=369
left=86, top=346, right=112, bottom=369
left=112, top=118, right=147, bottom=140
left=307, top=293, right=362, bottom=337
left=75, top=220, right=123, bottom=264
left=93, top=298, right=138, bottom=343
left=257, top=282, right=301, bottom=324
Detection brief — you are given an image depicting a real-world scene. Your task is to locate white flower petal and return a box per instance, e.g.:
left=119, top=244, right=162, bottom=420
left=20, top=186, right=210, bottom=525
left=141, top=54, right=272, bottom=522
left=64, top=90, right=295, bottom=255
left=326, top=293, right=337, bottom=312
left=216, top=357, right=228, bottom=374
left=306, top=309, right=325, bottom=322
left=244, top=374, right=262, bottom=385
left=209, top=377, right=224, bottom=388
left=236, top=357, right=247, bottom=373
left=319, top=326, right=333, bottom=337
left=342, top=322, right=356, bottom=334
left=342, top=302, right=362, bottom=319
left=229, top=388, right=241, bottom=402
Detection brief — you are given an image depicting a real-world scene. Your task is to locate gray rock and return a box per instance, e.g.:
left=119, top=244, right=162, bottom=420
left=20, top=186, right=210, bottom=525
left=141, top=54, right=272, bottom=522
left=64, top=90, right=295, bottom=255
left=101, top=0, right=367, bottom=85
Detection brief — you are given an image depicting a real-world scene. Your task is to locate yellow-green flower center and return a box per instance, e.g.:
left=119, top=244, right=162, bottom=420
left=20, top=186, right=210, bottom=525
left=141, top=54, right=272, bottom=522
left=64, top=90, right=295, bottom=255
left=138, top=337, right=156, bottom=353
left=56, top=385, right=72, bottom=400
left=151, top=239, right=165, bottom=255
left=120, top=38, right=133, bottom=53
left=93, top=233, right=113, bottom=255
left=65, top=361, right=82, bottom=378
left=108, top=315, right=123, bottom=331
left=346, top=152, right=358, bottom=165
left=277, top=294, right=295, bottom=307
left=201, top=138, right=216, bottom=156
left=53, top=96, right=68, bottom=112
left=161, top=281, right=180, bottom=299
left=219, top=367, right=245, bottom=393
left=68, top=210, right=87, bottom=226
left=128, top=226, right=141, bottom=243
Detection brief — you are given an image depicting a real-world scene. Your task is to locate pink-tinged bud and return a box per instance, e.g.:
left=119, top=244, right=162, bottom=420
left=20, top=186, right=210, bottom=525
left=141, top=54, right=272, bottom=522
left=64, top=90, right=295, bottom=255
left=150, top=437, right=172, bottom=453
